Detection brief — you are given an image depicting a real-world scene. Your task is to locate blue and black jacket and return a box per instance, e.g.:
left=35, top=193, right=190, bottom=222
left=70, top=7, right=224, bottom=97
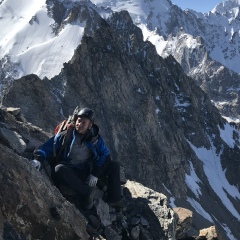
left=34, top=124, right=110, bottom=177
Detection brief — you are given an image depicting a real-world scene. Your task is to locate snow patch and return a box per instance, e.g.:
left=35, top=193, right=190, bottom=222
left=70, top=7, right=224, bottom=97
left=0, top=0, right=85, bottom=80
left=218, top=123, right=236, bottom=148
left=185, top=161, right=202, bottom=198
left=187, top=139, right=240, bottom=220
left=222, top=116, right=240, bottom=124
left=162, top=183, right=172, bottom=195
left=169, top=197, right=177, bottom=208
left=187, top=197, right=213, bottom=222
left=212, top=215, right=237, bottom=240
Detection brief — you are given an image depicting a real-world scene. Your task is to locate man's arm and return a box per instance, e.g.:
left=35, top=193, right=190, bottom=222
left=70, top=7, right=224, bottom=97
left=91, top=135, right=110, bottom=178
left=33, top=135, right=62, bottom=162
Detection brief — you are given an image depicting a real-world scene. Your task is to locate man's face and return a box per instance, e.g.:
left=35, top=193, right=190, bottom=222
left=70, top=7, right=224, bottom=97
left=75, top=117, right=92, bottom=134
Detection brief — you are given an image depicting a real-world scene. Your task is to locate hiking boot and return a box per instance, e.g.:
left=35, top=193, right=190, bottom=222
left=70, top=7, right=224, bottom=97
left=82, top=187, right=96, bottom=210
left=108, top=197, right=128, bottom=208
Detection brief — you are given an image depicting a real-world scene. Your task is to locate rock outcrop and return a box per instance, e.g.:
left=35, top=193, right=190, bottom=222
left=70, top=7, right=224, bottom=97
left=0, top=106, right=193, bottom=239
left=163, top=32, right=240, bottom=120
left=199, top=226, right=224, bottom=240
left=174, top=208, right=192, bottom=239
left=0, top=107, right=89, bottom=239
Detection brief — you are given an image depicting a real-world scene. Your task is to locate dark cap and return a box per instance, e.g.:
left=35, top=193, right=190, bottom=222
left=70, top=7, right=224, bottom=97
left=77, top=107, right=94, bottom=121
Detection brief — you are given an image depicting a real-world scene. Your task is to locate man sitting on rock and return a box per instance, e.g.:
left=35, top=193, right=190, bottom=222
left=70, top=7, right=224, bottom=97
left=31, top=107, right=126, bottom=210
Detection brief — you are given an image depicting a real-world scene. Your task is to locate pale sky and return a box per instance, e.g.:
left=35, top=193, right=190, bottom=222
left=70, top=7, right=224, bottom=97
left=171, top=0, right=224, bottom=13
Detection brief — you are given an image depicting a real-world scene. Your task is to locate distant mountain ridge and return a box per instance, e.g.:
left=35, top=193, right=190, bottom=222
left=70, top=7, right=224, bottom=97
left=91, top=0, right=240, bottom=120
left=1, top=0, right=240, bottom=120
left=90, top=0, right=240, bottom=73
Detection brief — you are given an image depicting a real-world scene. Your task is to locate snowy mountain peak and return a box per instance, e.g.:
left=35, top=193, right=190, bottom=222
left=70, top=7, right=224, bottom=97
left=0, top=0, right=89, bottom=89
left=212, top=0, right=240, bottom=15
left=91, top=0, right=172, bottom=29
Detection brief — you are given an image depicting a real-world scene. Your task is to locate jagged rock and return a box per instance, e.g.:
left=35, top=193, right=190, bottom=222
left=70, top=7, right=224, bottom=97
left=6, top=107, right=26, bottom=122
left=2, top=74, right=63, bottom=133
left=0, top=143, right=89, bottom=239
left=199, top=226, right=224, bottom=240
left=0, top=128, right=26, bottom=154
left=139, top=226, right=153, bottom=240
left=94, top=198, right=111, bottom=227
left=0, top=105, right=218, bottom=240
left=131, top=217, right=141, bottom=226
left=104, top=226, right=122, bottom=240
left=110, top=212, right=117, bottom=222
left=164, top=32, right=240, bottom=120
left=120, top=166, right=127, bottom=184
left=125, top=181, right=178, bottom=239
left=140, top=217, right=149, bottom=227
left=174, top=207, right=193, bottom=239
left=131, top=225, right=141, bottom=239
left=0, top=107, right=49, bottom=158
left=121, top=218, right=128, bottom=229
left=95, top=187, right=105, bottom=200
left=87, top=214, right=101, bottom=230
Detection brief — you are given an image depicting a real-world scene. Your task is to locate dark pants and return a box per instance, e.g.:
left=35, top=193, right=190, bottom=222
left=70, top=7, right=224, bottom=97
left=53, top=160, right=121, bottom=202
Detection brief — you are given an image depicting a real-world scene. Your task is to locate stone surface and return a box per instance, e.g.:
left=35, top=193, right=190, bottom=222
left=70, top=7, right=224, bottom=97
left=0, top=106, right=223, bottom=240
left=94, top=198, right=111, bottom=227
left=125, top=181, right=178, bottom=239
left=104, top=226, right=122, bottom=240
left=174, top=207, right=193, bottom=239
left=131, top=225, right=140, bottom=239
left=199, top=226, right=224, bottom=240
left=0, top=128, right=26, bottom=154
left=0, top=143, right=89, bottom=240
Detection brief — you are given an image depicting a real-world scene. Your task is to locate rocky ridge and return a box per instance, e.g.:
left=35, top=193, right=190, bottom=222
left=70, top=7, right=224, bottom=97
left=91, top=0, right=240, bottom=120
left=162, top=31, right=240, bottom=121
left=0, top=106, right=220, bottom=240
left=157, top=1, right=240, bottom=120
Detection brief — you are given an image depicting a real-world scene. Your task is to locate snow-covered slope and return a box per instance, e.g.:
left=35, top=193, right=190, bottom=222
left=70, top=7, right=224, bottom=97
left=0, top=0, right=85, bottom=82
left=92, top=0, right=240, bottom=74
left=92, top=2, right=240, bottom=81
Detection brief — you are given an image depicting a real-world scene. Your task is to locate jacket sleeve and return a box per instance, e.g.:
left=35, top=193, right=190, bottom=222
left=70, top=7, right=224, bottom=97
left=33, top=134, right=62, bottom=162
left=91, top=135, right=110, bottom=177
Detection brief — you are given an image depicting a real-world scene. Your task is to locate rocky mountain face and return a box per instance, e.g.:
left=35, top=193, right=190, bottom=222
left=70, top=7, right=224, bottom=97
left=2, top=4, right=240, bottom=240
left=91, top=0, right=240, bottom=119
left=1, top=107, right=224, bottom=240
left=166, top=1, right=240, bottom=120
left=159, top=5, right=240, bottom=120
left=162, top=32, right=240, bottom=120
left=0, top=107, right=182, bottom=239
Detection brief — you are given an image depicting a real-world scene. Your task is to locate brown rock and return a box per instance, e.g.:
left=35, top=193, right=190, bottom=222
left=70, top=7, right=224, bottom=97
left=125, top=181, right=178, bottom=239
left=174, top=207, right=193, bottom=239
left=199, top=226, right=224, bottom=240
left=0, top=143, right=89, bottom=240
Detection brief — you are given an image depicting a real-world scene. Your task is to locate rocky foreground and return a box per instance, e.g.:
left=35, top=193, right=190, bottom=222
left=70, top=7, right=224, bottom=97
left=0, top=107, right=223, bottom=239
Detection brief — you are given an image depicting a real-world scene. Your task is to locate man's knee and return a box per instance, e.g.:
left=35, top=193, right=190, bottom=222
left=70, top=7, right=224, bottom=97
left=55, top=164, right=68, bottom=175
